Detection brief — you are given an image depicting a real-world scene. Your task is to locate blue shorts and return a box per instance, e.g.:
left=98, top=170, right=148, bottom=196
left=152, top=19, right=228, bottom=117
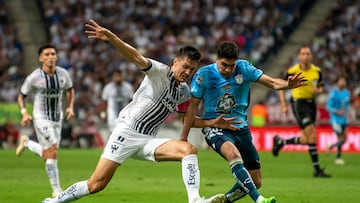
left=202, top=126, right=260, bottom=170
left=331, top=122, right=347, bottom=135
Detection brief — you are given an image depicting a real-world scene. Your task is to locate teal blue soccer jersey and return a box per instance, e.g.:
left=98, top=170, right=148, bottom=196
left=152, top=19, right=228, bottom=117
left=191, top=60, right=263, bottom=128
left=326, top=87, right=350, bottom=125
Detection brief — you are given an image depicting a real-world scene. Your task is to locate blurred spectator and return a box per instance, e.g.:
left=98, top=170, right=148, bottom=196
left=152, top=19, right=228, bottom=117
left=72, top=110, right=99, bottom=148
left=101, top=69, right=133, bottom=132
left=0, top=0, right=25, bottom=103
left=36, top=0, right=312, bottom=124
left=250, top=100, right=268, bottom=127
left=0, top=118, right=19, bottom=149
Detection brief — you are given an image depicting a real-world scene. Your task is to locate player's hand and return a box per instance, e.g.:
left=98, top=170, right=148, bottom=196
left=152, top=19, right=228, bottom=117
left=281, top=104, right=288, bottom=114
left=335, top=109, right=345, bottom=115
left=65, top=107, right=75, bottom=120
left=85, top=19, right=114, bottom=41
left=213, top=114, right=240, bottom=131
left=288, top=72, right=307, bottom=88
left=21, top=113, right=32, bottom=127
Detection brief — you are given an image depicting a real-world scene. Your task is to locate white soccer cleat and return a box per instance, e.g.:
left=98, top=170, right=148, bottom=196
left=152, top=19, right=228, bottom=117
left=335, top=158, right=345, bottom=165
left=41, top=197, right=52, bottom=203
left=193, top=194, right=226, bottom=203
left=16, top=135, right=29, bottom=156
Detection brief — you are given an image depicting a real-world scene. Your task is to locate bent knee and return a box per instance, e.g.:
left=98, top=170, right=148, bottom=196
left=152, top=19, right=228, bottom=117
left=87, top=179, right=107, bottom=194
left=42, top=146, right=58, bottom=160
left=182, top=142, right=197, bottom=156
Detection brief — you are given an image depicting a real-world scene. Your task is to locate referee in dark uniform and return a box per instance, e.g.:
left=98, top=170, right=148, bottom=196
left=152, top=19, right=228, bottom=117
left=272, top=46, right=331, bottom=178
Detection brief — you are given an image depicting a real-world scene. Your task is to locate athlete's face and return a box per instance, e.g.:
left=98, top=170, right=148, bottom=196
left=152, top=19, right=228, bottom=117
left=113, top=72, right=123, bottom=85
left=39, top=48, right=57, bottom=69
left=297, top=47, right=312, bottom=66
left=216, top=57, right=236, bottom=78
left=172, top=57, right=198, bottom=83
left=337, top=77, right=346, bottom=89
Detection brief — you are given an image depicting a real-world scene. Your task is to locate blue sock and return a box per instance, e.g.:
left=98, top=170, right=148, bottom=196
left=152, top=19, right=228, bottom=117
left=230, top=159, right=259, bottom=202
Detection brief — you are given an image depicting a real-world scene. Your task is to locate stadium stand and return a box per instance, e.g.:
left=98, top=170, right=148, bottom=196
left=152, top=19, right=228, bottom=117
left=1, top=0, right=359, bottom=146
left=35, top=0, right=314, bottom=122
left=0, top=0, right=25, bottom=102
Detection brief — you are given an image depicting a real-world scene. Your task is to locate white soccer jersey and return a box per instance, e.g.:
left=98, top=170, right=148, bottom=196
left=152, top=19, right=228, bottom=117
left=20, top=66, right=73, bottom=121
left=118, top=59, right=190, bottom=136
left=102, top=80, right=134, bottom=130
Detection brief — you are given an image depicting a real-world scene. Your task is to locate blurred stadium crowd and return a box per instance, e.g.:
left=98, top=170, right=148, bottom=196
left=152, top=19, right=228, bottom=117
left=1, top=0, right=360, bottom=147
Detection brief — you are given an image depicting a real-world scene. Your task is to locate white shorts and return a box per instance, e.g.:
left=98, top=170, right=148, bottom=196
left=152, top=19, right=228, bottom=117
left=101, top=121, right=170, bottom=164
left=33, top=119, right=62, bottom=149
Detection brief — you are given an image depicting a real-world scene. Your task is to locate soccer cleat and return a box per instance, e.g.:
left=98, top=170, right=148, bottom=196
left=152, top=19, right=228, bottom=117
left=335, top=158, right=345, bottom=165
left=193, top=194, right=226, bottom=203
left=41, top=197, right=52, bottom=203
left=16, top=135, right=29, bottom=156
left=272, top=135, right=283, bottom=157
left=260, top=196, right=276, bottom=203
left=313, top=168, right=331, bottom=178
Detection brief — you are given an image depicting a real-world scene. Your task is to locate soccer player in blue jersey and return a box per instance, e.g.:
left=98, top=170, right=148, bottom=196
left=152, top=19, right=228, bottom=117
left=181, top=41, right=305, bottom=203
left=326, top=75, right=350, bottom=165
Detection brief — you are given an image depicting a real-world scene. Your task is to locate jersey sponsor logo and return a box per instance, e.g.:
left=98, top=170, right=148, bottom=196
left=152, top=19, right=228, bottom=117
left=235, top=74, right=243, bottom=84
left=161, top=98, right=175, bottom=112
left=216, top=93, right=236, bottom=114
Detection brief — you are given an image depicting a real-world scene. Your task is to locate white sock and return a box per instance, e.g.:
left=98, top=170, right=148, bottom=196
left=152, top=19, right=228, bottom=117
left=46, top=159, right=62, bottom=193
left=50, top=180, right=90, bottom=203
left=25, top=140, right=42, bottom=157
left=182, top=154, right=200, bottom=203
left=256, top=195, right=265, bottom=203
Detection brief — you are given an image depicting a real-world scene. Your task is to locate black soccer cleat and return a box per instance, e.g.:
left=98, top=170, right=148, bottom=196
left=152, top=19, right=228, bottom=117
left=272, top=135, right=284, bottom=157
left=313, top=168, right=332, bottom=178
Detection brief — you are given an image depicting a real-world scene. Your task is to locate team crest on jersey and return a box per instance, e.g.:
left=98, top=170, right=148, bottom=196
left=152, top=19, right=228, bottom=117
left=196, top=76, right=203, bottom=84
left=235, top=74, right=243, bottom=84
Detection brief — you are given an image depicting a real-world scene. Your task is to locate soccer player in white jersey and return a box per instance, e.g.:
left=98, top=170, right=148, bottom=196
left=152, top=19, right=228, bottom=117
left=16, top=44, right=75, bottom=197
left=181, top=41, right=305, bottom=203
left=42, top=19, right=238, bottom=203
left=102, top=69, right=133, bottom=132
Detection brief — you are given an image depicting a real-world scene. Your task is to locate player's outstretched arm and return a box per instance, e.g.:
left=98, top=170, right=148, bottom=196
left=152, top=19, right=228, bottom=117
left=84, top=19, right=149, bottom=69
left=257, top=72, right=306, bottom=90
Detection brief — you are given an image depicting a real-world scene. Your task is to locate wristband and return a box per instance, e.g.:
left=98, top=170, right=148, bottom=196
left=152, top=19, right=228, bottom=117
left=21, top=108, right=27, bottom=115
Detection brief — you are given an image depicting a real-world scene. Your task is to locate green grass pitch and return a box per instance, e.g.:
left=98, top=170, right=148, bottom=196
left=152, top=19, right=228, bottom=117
left=1, top=148, right=359, bottom=203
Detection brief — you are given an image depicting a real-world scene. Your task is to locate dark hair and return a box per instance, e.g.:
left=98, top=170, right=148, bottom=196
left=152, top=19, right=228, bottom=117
left=297, top=45, right=311, bottom=54
left=335, top=75, right=346, bottom=82
left=114, top=69, right=122, bottom=75
left=38, top=44, right=57, bottom=56
left=175, top=46, right=201, bottom=61
left=217, top=41, right=239, bottom=59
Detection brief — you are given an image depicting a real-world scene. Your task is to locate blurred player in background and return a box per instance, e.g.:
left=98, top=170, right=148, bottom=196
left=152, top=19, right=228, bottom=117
left=16, top=44, right=75, bottom=197
left=181, top=41, right=305, bottom=203
left=102, top=69, right=133, bottom=132
left=42, top=20, right=239, bottom=203
left=326, top=75, right=350, bottom=165
left=273, top=46, right=331, bottom=178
